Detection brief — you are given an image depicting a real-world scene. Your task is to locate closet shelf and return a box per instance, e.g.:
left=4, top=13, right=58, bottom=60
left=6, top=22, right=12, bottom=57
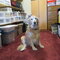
left=0, top=20, right=23, bottom=26
left=0, top=4, right=24, bottom=26
left=0, top=6, right=22, bottom=11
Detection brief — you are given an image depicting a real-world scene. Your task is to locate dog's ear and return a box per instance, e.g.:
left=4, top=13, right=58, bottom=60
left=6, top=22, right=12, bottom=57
left=35, top=18, right=38, bottom=21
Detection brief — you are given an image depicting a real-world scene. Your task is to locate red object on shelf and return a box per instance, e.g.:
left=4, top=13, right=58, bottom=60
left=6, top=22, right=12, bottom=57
left=48, top=0, right=56, bottom=2
left=11, top=1, right=16, bottom=6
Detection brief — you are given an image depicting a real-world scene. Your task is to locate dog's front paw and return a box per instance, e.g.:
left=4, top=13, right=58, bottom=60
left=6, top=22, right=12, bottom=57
left=17, top=44, right=26, bottom=51
left=39, top=44, right=44, bottom=48
left=32, top=47, right=38, bottom=50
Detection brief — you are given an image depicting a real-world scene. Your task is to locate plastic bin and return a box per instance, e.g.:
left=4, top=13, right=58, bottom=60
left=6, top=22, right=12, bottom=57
left=57, top=24, right=60, bottom=36
left=0, top=25, right=17, bottom=45
left=14, top=24, right=19, bottom=36
left=12, top=23, right=23, bottom=36
left=0, top=17, right=5, bottom=24
left=12, top=24, right=18, bottom=37
left=14, top=23, right=23, bottom=35
left=51, top=23, right=58, bottom=34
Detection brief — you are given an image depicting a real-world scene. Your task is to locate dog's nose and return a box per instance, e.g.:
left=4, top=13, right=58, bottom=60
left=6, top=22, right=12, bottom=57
left=34, top=22, right=36, bottom=24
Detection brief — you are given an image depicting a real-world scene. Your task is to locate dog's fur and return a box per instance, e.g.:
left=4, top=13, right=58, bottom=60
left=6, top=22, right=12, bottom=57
left=18, top=15, right=44, bottom=51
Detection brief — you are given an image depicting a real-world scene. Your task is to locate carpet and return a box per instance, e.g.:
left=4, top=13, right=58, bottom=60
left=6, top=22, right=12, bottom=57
left=0, top=31, right=60, bottom=60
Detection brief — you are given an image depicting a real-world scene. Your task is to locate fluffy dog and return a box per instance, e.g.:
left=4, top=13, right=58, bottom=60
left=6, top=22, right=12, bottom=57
left=17, top=15, right=44, bottom=51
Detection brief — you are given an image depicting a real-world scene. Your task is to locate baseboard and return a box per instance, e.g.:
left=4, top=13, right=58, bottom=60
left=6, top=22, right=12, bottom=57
left=40, top=29, right=48, bottom=32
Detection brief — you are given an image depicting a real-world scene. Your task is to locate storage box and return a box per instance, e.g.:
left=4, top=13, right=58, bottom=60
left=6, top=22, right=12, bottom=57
left=11, top=25, right=18, bottom=37
left=13, top=12, right=18, bottom=16
left=58, top=24, right=60, bottom=36
left=0, top=12, right=13, bottom=24
left=2, top=31, right=15, bottom=45
left=14, top=25, right=19, bottom=36
left=5, top=17, right=11, bottom=23
left=0, top=12, right=5, bottom=17
left=0, top=17, right=5, bottom=24
left=14, top=24, right=23, bottom=36
left=51, top=23, right=58, bottom=34
left=15, top=16, right=19, bottom=21
left=10, top=17, right=15, bottom=22
left=20, top=12, right=26, bottom=19
left=0, top=25, right=17, bottom=45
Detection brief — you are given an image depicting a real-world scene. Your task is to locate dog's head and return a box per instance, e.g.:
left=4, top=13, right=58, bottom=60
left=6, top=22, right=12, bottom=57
left=24, top=15, right=39, bottom=30
left=28, top=16, right=38, bottom=30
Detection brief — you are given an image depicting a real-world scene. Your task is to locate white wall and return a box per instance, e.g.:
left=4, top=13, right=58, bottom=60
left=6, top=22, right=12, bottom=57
left=22, top=0, right=31, bottom=15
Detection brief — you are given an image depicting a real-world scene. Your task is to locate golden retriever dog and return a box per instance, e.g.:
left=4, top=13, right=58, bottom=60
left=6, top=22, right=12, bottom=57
left=17, top=15, right=44, bottom=51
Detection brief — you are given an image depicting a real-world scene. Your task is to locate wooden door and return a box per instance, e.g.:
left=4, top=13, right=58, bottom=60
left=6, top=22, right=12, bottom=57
left=31, top=0, right=39, bottom=17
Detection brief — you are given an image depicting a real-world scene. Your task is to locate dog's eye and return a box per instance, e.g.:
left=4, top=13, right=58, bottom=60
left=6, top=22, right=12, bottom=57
left=35, top=18, right=38, bottom=20
left=35, top=18, right=37, bottom=20
left=31, top=19, right=33, bottom=20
